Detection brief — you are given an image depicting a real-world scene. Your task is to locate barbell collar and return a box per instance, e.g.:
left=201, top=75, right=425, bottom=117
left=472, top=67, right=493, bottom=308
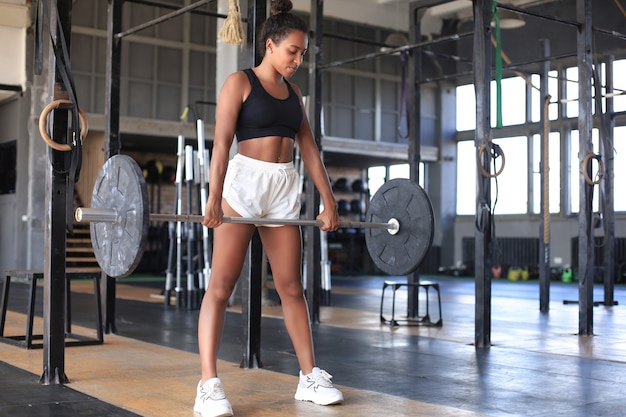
left=75, top=207, right=399, bottom=233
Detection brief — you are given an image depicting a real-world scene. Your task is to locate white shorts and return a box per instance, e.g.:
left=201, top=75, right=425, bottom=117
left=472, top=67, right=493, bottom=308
left=223, top=154, right=301, bottom=227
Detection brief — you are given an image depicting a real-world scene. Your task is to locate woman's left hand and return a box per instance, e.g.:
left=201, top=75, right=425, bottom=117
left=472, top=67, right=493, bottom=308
left=316, top=207, right=340, bottom=232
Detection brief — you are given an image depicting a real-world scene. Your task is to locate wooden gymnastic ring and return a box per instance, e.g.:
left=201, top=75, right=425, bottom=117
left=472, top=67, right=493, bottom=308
left=582, top=152, right=604, bottom=185
left=478, top=143, right=506, bottom=178
left=38, top=99, right=89, bottom=152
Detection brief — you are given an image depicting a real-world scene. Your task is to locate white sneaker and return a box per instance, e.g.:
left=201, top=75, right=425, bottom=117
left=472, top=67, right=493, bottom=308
left=294, top=367, right=344, bottom=405
left=193, top=378, right=234, bottom=417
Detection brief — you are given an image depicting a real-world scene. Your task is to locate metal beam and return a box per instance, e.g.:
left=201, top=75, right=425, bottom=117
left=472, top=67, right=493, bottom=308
left=497, top=2, right=626, bottom=40
left=115, top=0, right=212, bottom=39
left=319, top=32, right=473, bottom=70
left=125, top=0, right=226, bottom=19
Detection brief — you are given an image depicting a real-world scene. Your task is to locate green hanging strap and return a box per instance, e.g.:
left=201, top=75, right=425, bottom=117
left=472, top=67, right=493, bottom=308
left=492, top=0, right=503, bottom=129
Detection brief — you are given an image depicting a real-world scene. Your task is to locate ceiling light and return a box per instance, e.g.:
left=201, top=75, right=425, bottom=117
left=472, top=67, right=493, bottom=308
left=384, top=32, right=410, bottom=47
left=492, top=10, right=526, bottom=29
left=381, top=32, right=410, bottom=54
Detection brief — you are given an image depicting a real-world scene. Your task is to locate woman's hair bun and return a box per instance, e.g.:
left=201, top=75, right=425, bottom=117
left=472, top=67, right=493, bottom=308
left=271, top=0, right=293, bottom=15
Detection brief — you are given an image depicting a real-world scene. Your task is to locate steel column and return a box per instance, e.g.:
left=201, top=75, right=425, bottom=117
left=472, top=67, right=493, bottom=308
left=240, top=0, right=265, bottom=369
left=539, top=39, right=551, bottom=313
left=305, top=0, right=324, bottom=324
left=103, top=0, right=124, bottom=335
left=406, top=3, right=424, bottom=318
left=41, top=0, right=73, bottom=385
left=241, top=231, right=263, bottom=369
left=576, top=0, right=594, bottom=336
left=473, top=0, right=493, bottom=349
left=601, top=56, right=616, bottom=307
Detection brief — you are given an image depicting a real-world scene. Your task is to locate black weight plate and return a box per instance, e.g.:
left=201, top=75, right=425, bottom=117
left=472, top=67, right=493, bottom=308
left=365, top=179, right=434, bottom=275
left=90, top=155, right=149, bottom=278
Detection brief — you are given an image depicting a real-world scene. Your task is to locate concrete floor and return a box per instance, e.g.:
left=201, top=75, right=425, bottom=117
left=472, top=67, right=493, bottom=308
left=1, top=274, right=625, bottom=416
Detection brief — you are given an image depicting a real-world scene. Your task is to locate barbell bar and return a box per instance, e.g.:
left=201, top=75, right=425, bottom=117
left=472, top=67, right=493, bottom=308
left=75, top=208, right=400, bottom=234
left=77, top=155, right=435, bottom=278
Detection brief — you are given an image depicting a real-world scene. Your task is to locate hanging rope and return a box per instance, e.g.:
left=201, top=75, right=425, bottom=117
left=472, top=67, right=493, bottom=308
left=36, top=0, right=87, bottom=232
left=218, top=0, right=245, bottom=46
left=614, top=0, right=626, bottom=16
left=490, top=35, right=540, bottom=92
left=491, top=0, right=503, bottom=128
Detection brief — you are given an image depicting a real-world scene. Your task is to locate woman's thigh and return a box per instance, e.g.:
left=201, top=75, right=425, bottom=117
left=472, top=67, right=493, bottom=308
left=258, top=226, right=303, bottom=295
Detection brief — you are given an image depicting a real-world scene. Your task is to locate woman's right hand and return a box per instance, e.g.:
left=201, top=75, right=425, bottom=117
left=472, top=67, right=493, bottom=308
left=203, top=198, right=224, bottom=228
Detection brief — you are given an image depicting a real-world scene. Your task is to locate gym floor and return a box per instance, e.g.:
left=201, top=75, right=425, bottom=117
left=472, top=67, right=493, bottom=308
left=1, top=274, right=625, bottom=417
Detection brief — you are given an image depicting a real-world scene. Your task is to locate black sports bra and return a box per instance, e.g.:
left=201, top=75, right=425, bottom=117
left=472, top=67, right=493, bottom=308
left=235, top=69, right=303, bottom=142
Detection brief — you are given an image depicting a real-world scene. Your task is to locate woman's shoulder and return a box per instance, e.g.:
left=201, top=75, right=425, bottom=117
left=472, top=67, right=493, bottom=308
left=228, top=69, right=251, bottom=82
left=223, top=70, right=253, bottom=90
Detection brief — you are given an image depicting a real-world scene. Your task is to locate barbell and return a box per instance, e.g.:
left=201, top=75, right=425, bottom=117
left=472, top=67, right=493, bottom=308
left=75, top=155, right=435, bottom=278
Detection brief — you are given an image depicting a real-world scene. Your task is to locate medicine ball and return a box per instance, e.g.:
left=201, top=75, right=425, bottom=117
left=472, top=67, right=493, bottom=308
left=333, top=178, right=349, bottom=192
left=352, top=179, right=368, bottom=193
left=350, top=198, right=365, bottom=214
left=337, top=199, right=351, bottom=215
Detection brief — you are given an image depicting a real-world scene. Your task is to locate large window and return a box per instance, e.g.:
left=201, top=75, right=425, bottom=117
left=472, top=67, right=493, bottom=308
left=570, top=127, right=626, bottom=213
left=569, top=129, right=600, bottom=213
left=456, top=140, right=475, bottom=215
left=368, top=163, right=424, bottom=198
left=614, top=60, right=626, bottom=112
left=614, top=126, right=626, bottom=211
left=530, top=71, right=559, bottom=122
left=565, top=65, right=603, bottom=118
left=456, top=76, right=528, bottom=131
left=532, top=132, right=561, bottom=214
left=456, top=137, right=528, bottom=215
left=456, top=84, right=475, bottom=131
left=456, top=58, right=626, bottom=216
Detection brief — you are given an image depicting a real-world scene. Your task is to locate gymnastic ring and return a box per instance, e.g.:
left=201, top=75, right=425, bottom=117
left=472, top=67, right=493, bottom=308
left=478, top=143, right=506, bottom=178
left=582, top=152, right=604, bottom=185
left=38, top=99, right=89, bottom=152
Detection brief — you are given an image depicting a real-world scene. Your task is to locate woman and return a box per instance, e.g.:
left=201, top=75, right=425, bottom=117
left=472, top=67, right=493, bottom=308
left=194, top=1, right=343, bottom=416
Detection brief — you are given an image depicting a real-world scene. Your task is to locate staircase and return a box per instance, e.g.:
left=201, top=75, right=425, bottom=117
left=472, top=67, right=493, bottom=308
left=67, top=191, right=100, bottom=273
left=66, top=223, right=101, bottom=273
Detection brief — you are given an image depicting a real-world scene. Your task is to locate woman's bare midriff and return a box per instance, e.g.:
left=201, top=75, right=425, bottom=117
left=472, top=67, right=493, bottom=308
left=238, top=136, right=294, bottom=163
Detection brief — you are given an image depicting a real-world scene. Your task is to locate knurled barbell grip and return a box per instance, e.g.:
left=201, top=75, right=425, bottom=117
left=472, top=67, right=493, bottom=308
left=75, top=207, right=399, bottom=233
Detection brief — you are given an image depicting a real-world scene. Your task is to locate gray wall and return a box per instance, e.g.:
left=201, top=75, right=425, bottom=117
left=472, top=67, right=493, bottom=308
left=453, top=216, right=626, bottom=270
left=0, top=89, right=46, bottom=276
left=0, top=99, right=20, bottom=275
